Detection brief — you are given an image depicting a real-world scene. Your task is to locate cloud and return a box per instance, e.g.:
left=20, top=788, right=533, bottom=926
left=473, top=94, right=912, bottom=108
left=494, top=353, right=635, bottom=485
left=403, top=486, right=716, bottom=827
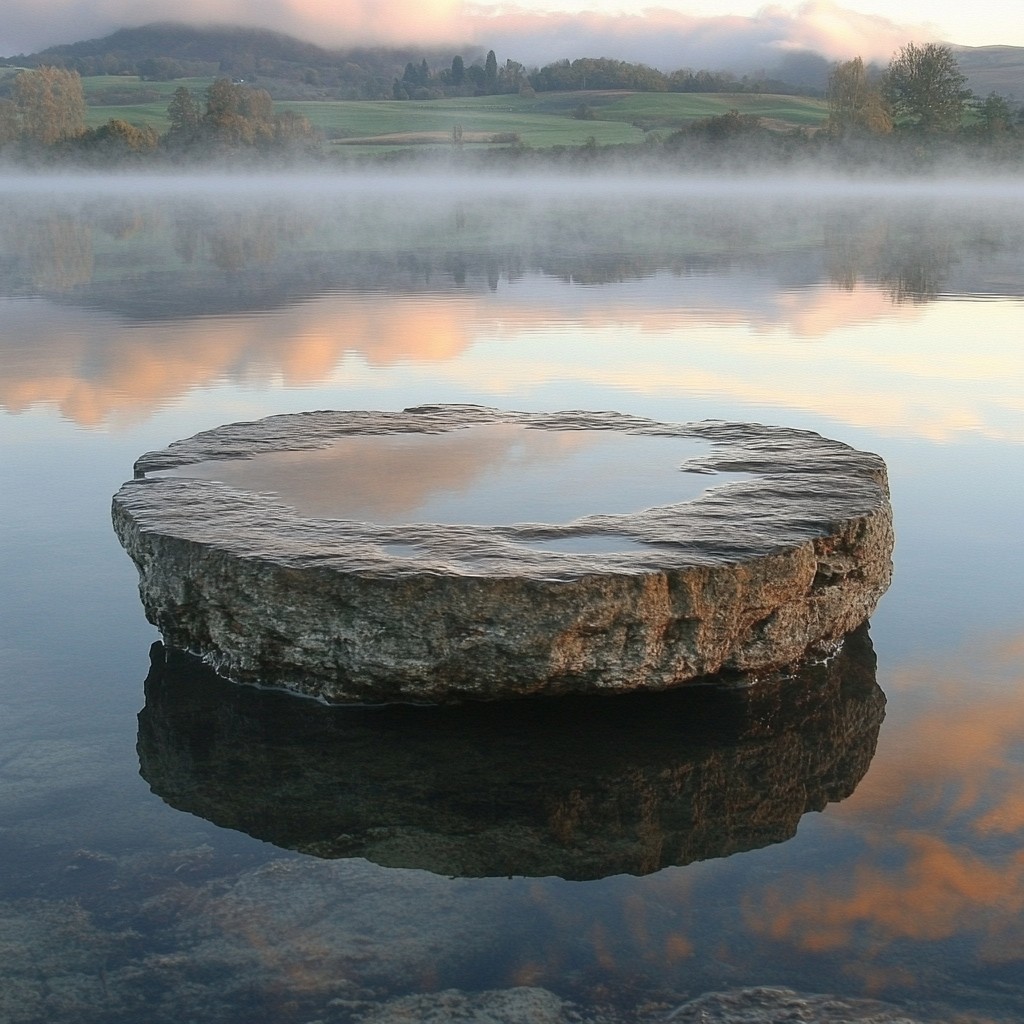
left=0, top=0, right=469, bottom=57
left=1, top=0, right=932, bottom=68
left=743, top=633, right=1024, bottom=963
left=468, top=2, right=932, bottom=69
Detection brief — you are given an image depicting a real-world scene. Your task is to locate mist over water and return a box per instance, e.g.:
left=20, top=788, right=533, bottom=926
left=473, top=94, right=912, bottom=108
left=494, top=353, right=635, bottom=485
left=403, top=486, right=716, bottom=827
left=5, top=166, right=1024, bottom=201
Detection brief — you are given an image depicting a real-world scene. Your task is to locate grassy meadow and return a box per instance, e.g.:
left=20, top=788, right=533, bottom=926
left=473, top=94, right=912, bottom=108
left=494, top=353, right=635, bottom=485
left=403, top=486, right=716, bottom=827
left=78, top=75, right=830, bottom=147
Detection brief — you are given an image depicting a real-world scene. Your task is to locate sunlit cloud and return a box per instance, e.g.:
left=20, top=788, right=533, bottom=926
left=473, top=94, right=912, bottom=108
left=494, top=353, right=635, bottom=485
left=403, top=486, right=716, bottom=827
left=470, top=1, right=930, bottom=68
left=744, top=633, right=1024, bottom=964
left=165, top=422, right=606, bottom=522
left=0, top=294, right=475, bottom=427
left=3, top=283, right=1023, bottom=445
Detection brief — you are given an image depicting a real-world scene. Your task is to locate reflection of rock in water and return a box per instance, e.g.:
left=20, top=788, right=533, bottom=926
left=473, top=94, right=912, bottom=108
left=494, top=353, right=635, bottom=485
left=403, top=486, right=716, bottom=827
left=138, top=626, right=884, bottom=881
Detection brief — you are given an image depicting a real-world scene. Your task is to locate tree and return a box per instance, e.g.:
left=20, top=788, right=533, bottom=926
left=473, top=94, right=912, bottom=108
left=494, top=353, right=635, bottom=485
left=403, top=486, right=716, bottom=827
left=884, top=43, right=970, bottom=132
left=272, top=109, right=318, bottom=149
left=827, top=57, right=892, bottom=135
left=484, top=50, right=498, bottom=93
left=13, top=66, right=86, bottom=145
left=0, top=100, right=19, bottom=146
left=87, top=119, right=159, bottom=158
left=238, top=87, right=273, bottom=124
left=450, top=55, right=465, bottom=87
left=203, top=79, right=273, bottom=146
left=970, top=92, right=1015, bottom=138
left=166, top=86, right=202, bottom=140
left=500, top=59, right=526, bottom=93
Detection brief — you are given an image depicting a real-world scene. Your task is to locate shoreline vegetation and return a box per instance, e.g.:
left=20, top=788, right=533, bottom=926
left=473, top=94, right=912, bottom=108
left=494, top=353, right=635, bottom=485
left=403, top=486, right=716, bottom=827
left=0, top=39, right=1021, bottom=171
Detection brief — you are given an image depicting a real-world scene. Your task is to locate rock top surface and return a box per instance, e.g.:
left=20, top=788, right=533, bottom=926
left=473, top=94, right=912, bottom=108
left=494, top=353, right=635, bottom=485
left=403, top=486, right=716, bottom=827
left=112, top=405, right=893, bottom=702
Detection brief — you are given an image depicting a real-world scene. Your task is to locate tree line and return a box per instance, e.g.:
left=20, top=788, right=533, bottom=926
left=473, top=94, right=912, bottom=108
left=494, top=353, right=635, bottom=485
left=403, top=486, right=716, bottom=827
left=659, top=47, right=1016, bottom=167
left=393, top=51, right=808, bottom=100
left=0, top=69, right=318, bottom=159
left=1, top=44, right=1020, bottom=166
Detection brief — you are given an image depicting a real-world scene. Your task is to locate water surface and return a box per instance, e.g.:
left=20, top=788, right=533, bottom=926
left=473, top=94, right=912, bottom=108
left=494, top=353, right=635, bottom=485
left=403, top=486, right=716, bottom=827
left=1, top=173, right=1023, bottom=1024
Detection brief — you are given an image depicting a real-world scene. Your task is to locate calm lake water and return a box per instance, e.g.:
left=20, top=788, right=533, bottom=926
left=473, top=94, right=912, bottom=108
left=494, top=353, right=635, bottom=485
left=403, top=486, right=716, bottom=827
left=2, top=171, right=1023, bottom=1023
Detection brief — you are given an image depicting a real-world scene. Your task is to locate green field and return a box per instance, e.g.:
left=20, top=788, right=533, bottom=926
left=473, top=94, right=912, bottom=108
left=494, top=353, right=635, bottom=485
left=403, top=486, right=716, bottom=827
left=80, top=75, right=214, bottom=130
left=80, top=78, right=829, bottom=145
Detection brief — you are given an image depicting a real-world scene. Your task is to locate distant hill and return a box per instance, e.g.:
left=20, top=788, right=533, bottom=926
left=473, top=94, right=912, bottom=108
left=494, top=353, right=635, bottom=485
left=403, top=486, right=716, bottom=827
left=2, top=23, right=470, bottom=100
left=4, top=23, right=1023, bottom=105
left=25, top=23, right=336, bottom=66
left=953, top=45, right=1024, bottom=101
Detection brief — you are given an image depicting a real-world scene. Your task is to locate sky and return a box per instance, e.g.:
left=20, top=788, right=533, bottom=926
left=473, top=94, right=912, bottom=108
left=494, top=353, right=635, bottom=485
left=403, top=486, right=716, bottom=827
left=0, top=0, right=1019, bottom=66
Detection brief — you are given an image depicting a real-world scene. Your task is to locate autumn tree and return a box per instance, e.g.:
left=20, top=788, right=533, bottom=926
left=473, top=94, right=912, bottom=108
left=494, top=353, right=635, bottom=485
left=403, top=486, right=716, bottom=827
left=0, top=100, right=19, bottom=145
left=203, top=78, right=274, bottom=146
left=272, top=109, right=318, bottom=149
left=827, top=57, right=892, bottom=135
left=88, top=119, right=160, bottom=157
left=172, top=79, right=319, bottom=152
left=14, top=66, right=86, bottom=145
left=884, top=43, right=970, bottom=132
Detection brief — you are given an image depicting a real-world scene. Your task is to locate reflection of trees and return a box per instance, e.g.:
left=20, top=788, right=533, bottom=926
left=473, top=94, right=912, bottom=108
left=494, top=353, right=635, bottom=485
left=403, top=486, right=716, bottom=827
left=171, top=206, right=315, bottom=272
left=3, top=192, right=1024, bottom=316
left=21, top=215, right=95, bottom=292
left=877, top=245, right=953, bottom=303
left=824, top=208, right=956, bottom=302
left=94, top=200, right=162, bottom=241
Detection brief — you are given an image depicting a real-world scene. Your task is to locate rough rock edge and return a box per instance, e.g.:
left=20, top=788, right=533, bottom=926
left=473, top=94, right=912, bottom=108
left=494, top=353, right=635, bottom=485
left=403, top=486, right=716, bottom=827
left=112, top=406, right=893, bottom=702
left=119, top=405, right=891, bottom=578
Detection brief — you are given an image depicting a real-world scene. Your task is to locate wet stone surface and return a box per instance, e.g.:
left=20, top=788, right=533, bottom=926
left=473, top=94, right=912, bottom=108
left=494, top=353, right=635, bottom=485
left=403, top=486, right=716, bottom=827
left=112, top=405, right=893, bottom=703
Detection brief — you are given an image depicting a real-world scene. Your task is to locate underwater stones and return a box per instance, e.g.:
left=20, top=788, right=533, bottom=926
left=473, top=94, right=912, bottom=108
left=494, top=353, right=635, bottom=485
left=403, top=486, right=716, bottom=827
left=353, top=987, right=603, bottom=1024
left=112, top=405, right=893, bottom=703
left=356, top=987, right=933, bottom=1024
left=662, top=987, right=929, bottom=1023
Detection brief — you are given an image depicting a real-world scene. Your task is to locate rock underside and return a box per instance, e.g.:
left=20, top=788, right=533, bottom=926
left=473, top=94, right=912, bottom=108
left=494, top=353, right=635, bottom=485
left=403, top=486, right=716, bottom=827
left=112, top=405, right=893, bottom=703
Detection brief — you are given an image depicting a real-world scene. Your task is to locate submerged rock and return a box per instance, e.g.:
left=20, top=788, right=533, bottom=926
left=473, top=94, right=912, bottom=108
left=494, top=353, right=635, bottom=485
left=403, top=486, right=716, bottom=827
left=138, top=626, right=883, bottom=880
left=353, top=986, right=936, bottom=1024
left=662, top=986, right=930, bottom=1022
left=112, top=406, right=893, bottom=703
left=352, top=987, right=616, bottom=1024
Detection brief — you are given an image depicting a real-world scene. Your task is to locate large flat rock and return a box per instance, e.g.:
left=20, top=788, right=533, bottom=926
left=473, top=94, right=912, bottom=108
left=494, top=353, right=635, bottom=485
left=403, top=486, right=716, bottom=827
left=112, top=406, right=893, bottom=702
